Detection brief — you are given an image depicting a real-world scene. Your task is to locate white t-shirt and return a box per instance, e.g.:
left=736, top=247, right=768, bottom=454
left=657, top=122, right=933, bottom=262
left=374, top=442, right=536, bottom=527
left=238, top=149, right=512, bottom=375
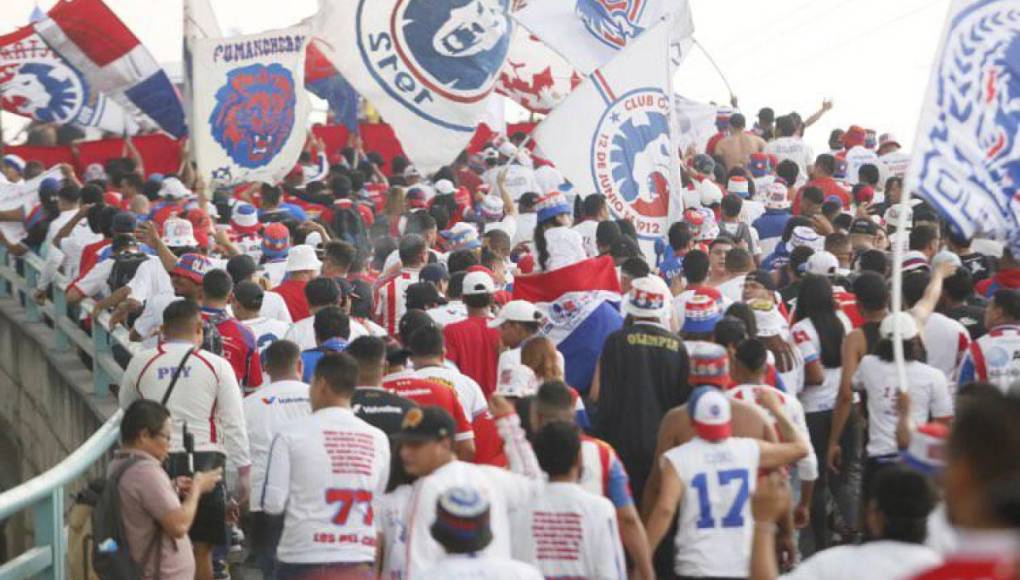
left=790, top=314, right=851, bottom=413
left=241, top=379, right=310, bottom=512
left=260, top=290, right=293, bottom=323
left=122, top=256, right=174, bottom=303
left=420, top=554, right=543, bottom=580
left=262, top=260, right=288, bottom=287
left=512, top=213, right=538, bottom=250
left=716, top=274, right=747, bottom=303
left=923, top=312, right=970, bottom=380
left=399, top=460, right=535, bottom=577
left=572, top=219, right=601, bottom=258
left=780, top=540, right=942, bottom=580
left=379, top=485, right=414, bottom=578
left=284, top=316, right=317, bottom=351
left=728, top=384, right=818, bottom=481
left=542, top=226, right=587, bottom=272
left=261, top=407, right=390, bottom=565
left=511, top=482, right=626, bottom=579
left=852, top=356, right=954, bottom=457
left=427, top=301, right=468, bottom=327
left=765, top=137, right=814, bottom=181
left=487, top=163, right=540, bottom=202
left=664, top=437, right=761, bottom=578
left=845, top=145, right=880, bottom=186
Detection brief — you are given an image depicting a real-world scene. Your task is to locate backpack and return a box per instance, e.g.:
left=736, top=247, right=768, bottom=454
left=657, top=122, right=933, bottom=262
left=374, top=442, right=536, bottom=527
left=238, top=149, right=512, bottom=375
left=106, top=253, right=149, bottom=292
left=201, top=318, right=223, bottom=356
left=331, top=203, right=368, bottom=248
left=91, top=456, right=162, bottom=580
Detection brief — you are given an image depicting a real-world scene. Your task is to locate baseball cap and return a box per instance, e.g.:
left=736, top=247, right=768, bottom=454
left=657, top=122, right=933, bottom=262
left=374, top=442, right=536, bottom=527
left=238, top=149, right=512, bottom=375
left=285, top=244, right=322, bottom=273
left=159, top=176, right=190, bottom=200
left=489, top=300, right=542, bottom=328
left=700, top=183, right=724, bottom=206
left=405, top=187, right=428, bottom=209
left=692, top=154, right=715, bottom=175
left=789, top=226, right=823, bottom=252
left=434, top=179, right=456, bottom=196
left=902, top=422, right=949, bottom=475
left=420, top=263, right=450, bottom=285
left=234, top=280, right=265, bottom=310
left=461, top=270, right=495, bottom=296
left=231, top=202, right=261, bottom=235
left=623, top=276, right=671, bottom=318
left=111, top=212, right=137, bottom=234
left=682, top=290, right=723, bottom=334
left=479, top=195, right=504, bottom=221
left=850, top=218, right=879, bottom=236
left=394, top=406, right=455, bottom=442
left=2, top=154, right=25, bottom=173
left=880, top=311, right=920, bottom=341
left=688, top=343, right=731, bottom=388
left=430, top=486, right=493, bottom=552
left=495, top=364, right=539, bottom=398
left=806, top=251, right=840, bottom=276
left=162, top=217, right=198, bottom=248
left=764, top=182, right=790, bottom=210
left=535, top=191, right=572, bottom=223
left=843, top=125, right=867, bottom=148
left=262, top=223, right=291, bottom=258
left=406, top=282, right=446, bottom=310
left=748, top=153, right=770, bottom=177
left=751, top=299, right=788, bottom=338
left=878, top=133, right=901, bottom=150
left=853, top=185, right=875, bottom=205
left=39, top=177, right=61, bottom=197
left=727, top=176, right=750, bottom=199
left=440, top=222, right=481, bottom=252
left=688, top=386, right=733, bottom=442
left=172, top=253, right=213, bottom=284
left=901, top=250, right=931, bottom=273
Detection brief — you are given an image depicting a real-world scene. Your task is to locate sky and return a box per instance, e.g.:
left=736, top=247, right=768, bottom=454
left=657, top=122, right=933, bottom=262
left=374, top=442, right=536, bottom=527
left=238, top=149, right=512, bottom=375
left=0, top=0, right=951, bottom=153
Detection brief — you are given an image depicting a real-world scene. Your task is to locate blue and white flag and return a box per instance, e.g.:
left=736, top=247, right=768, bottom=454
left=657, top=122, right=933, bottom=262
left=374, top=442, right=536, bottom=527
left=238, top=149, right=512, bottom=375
left=314, top=0, right=514, bottom=174
left=192, top=27, right=310, bottom=186
left=514, top=0, right=693, bottom=74
left=537, top=291, right=623, bottom=394
left=532, top=18, right=679, bottom=246
left=908, top=0, right=1020, bottom=256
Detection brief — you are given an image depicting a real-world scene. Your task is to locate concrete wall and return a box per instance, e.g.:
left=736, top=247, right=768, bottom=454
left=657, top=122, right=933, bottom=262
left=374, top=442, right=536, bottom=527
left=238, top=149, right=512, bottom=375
left=0, top=296, right=117, bottom=560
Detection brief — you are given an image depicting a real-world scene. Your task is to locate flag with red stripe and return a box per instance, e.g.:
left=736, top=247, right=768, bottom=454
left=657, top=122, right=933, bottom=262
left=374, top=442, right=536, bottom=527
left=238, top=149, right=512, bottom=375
left=513, top=256, right=620, bottom=303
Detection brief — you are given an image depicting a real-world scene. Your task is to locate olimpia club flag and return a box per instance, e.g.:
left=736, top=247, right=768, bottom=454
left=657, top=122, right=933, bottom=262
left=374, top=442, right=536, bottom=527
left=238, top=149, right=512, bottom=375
left=514, top=0, right=694, bottom=74
left=192, top=27, right=310, bottom=187
left=0, top=24, right=135, bottom=134
left=34, top=0, right=185, bottom=138
left=908, top=1, right=1020, bottom=257
left=532, top=19, right=677, bottom=242
left=314, top=0, right=514, bottom=174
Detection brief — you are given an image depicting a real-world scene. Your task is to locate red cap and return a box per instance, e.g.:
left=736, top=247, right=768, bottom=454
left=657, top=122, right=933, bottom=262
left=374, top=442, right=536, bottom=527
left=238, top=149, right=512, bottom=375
left=185, top=208, right=212, bottom=248
left=843, top=125, right=867, bottom=148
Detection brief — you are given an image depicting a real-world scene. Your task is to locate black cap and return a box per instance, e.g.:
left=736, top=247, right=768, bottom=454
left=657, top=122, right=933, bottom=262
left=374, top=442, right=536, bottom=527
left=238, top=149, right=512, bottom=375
left=234, top=281, right=264, bottom=310
left=111, top=212, right=137, bottom=234
left=850, top=218, right=879, bottom=236
left=226, top=254, right=258, bottom=284
left=406, top=282, right=445, bottom=310
left=420, top=263, right=450, bottom=284
left=393, top=406, right=455, bottom=442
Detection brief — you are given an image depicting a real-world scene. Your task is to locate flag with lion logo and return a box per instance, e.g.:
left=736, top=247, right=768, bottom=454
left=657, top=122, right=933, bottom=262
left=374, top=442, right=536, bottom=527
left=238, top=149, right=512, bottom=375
left=192, top=26, right=310, bottom=187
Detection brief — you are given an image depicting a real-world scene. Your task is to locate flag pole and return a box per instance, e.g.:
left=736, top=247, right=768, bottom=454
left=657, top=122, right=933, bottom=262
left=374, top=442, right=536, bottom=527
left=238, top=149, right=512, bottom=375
left=693, top=38, right=736, bottom=105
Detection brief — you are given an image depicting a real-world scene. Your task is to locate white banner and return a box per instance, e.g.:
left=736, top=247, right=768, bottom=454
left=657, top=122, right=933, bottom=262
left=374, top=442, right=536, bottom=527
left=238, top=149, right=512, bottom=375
left=192, top=27, right=310, bottom=186
left=907, top=0, right=1020, bottom=255
left=514, top=0, right=693, bottom=74
left=183, top=0, right=222, bottom=138
left=532, top=19, right=677, bottom=242
left=314, top=0, right=514, bottom=175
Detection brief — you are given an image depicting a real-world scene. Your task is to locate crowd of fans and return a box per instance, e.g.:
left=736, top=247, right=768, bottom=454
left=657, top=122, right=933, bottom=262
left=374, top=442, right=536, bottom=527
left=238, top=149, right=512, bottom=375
left=3, top=104, right=1019, bottom=580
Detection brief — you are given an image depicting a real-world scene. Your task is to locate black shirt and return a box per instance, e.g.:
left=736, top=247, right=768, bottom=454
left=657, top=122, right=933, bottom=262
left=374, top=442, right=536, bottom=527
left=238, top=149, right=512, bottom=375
left=959, top=252, right=997, bottom=283
left=945, top=304, right=987, bottom=340
left=593, top=322, right=690, bottom=499
left=352, top=387, right=417, bottom=435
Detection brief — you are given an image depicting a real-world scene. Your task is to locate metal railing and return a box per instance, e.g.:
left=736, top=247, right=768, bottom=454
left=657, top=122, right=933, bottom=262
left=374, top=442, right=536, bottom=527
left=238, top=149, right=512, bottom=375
left=0, top=247, right=138, bottom=580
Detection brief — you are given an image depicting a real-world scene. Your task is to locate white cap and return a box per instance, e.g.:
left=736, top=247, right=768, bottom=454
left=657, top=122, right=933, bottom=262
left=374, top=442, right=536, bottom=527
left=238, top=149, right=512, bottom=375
left=623, top=276, right=671, bottom=318
left=489, top=300, right=542, bottom=328
left=285, top=244, right=323, bottom=273
left=162, top=217, right=198, bottom=247
left=789, top=226, right=824, bottom=251
left=159, top=176, right=190, bottom=200
left=495, top=364, right=540, bottom=398
left=884, top=204, right=914, bottom=231
left=435, top=179, right=456, bottom=195
left=700, top=180, right=724, bottom=206
left=2, top=154, right=25, bottom=172
left=461, top=270, right=495, bottom=295
left=806, top=251, right=840, bottom=276
left=498, top=142, right=518, bottom=158
left=880, top=312, right=920, bottom=341
left=764, top=182, right=790, bottom=209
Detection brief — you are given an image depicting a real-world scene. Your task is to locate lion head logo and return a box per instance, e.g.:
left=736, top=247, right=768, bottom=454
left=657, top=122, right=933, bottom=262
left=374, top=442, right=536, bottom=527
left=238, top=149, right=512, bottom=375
left=0, top=62, right=83, bottom=124
left=575, top=0, right=647, bottom=50
left=609, top=110, right=671, bottom=218
left=209, top=63, right=296, bottom=169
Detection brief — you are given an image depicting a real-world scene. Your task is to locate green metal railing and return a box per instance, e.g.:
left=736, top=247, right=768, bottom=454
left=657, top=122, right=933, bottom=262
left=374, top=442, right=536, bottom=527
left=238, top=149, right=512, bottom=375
left=0, top=248, right=138, bottom=579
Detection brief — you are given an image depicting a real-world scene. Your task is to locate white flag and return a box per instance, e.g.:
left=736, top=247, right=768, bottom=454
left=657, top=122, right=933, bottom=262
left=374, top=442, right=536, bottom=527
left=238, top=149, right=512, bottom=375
left=907, top=0, right=1020, bottom=255
left=515, top=0, right=693, bottom=74
left=192, top=27, right=310, bottom=186
left=183, top=0, right=222, bottom=138
left=533, top=19, right=676, bottom=241
left=314, top=0, right=514, bottom=175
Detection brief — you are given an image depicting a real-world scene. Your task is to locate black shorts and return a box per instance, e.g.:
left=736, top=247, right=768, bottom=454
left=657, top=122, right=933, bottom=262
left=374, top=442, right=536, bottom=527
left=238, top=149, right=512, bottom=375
left=166, top=452, right=229, bottom=546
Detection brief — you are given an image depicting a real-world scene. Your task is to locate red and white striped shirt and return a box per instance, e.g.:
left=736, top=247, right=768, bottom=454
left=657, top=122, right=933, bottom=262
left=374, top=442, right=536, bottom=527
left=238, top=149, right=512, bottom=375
left=373, top=267, right=420, bottom=337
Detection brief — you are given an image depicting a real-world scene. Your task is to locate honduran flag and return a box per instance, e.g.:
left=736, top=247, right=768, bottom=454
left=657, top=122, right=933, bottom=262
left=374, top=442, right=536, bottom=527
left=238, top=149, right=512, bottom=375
left=35, top=0, right=186, bottom=138
left=305, top=42, right=360, bottom=133
left=515, top=257, right=623, bottom=393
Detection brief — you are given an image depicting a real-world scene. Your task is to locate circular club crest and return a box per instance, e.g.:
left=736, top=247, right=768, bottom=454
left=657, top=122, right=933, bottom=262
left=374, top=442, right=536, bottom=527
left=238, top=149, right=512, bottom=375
left=590, top=88, right=673, bottom=239
left=356, top=0, right=511, bottom=128
left=0, top=59, right=86, bottom=125
left=209, top=63, right=296, bottom=169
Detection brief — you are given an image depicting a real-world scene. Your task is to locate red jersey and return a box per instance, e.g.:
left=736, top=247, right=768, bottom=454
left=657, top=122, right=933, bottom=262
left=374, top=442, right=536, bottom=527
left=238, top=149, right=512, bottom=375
left=201, top=307, right=263, bottom=392
left=77, top=238, right=112, bottom=279
left=443, top=315, right=501, bottom=397
left=794, top=177, right=851, bottom=213
left=271, top=279, right=310, bottom=321
left=382, top=374, right=473, bottom=442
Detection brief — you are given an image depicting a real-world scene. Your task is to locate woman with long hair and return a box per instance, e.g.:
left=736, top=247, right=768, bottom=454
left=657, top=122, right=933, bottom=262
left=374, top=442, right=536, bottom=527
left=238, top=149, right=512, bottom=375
left=521, top=336, right=589, bottom=429
left=791, top=273, right=856, bottom=554
left=533, top=192, right=586, bottom=272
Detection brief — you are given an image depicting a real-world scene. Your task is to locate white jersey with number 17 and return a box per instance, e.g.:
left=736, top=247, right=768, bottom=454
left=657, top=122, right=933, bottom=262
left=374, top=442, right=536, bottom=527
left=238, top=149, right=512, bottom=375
left=664, top=437, right=761, bottom=578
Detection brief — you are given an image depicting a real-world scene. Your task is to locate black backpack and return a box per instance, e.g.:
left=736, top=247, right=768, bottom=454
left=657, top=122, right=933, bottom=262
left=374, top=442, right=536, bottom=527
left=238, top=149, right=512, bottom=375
left=201, top=318, right=223, bottom=356
left=91, top=456, right=161, bottom=580
left=106, top=253, right=149, bottom=292
left=330, top=203, right=368, bottom=248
